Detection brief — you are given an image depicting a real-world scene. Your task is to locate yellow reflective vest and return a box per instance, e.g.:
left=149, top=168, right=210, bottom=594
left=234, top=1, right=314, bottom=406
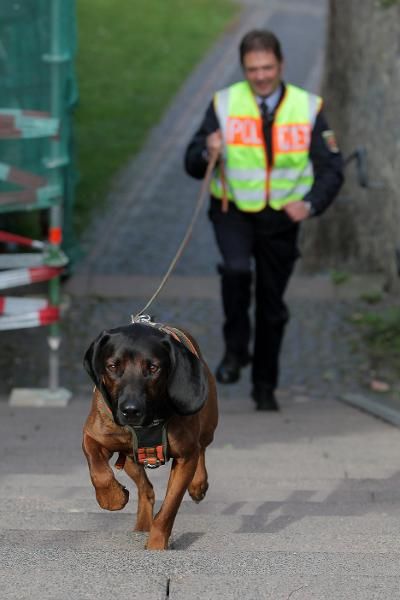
left=210, top=81, right=322, bottom=212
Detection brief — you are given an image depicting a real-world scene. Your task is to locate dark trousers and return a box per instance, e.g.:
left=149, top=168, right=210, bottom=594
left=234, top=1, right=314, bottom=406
left=209, top=199, right=300, bottom=389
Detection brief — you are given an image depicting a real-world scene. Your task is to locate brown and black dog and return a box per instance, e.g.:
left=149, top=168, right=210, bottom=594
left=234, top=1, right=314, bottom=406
left=82, top=321, right=218, bottom=550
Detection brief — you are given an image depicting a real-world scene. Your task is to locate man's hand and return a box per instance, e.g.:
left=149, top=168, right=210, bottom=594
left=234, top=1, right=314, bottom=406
left=206, top=129, right=223, bottom=161
left=284, top=201, right=311, bottom=222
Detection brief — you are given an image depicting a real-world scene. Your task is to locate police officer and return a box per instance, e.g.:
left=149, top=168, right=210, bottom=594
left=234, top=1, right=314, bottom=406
left=184, top=30, right=344, bottom=410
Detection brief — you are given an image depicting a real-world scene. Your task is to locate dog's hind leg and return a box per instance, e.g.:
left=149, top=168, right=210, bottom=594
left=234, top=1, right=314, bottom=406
left=124, top=458, right=155, bottom=531
left=188, top=448, right=209, bottom=503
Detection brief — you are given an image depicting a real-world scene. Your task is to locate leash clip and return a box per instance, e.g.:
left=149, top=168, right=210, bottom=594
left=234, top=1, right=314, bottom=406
left=131, top=313, right=154, bottom=325
left=143, top=458, right=162, bottom=470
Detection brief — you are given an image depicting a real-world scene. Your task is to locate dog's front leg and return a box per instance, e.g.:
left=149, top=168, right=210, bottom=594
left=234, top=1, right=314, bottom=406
left=82, top=433, right=129, bottom=511
left=146, top=453, right=199, bottom=550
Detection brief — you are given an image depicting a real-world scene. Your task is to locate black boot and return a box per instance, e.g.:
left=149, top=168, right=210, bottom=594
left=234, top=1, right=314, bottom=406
left=216, top=351, right=251, bottom=384
left=216, top=267, right=252, bottom=384
left=252, top=382, right=279, bottom=411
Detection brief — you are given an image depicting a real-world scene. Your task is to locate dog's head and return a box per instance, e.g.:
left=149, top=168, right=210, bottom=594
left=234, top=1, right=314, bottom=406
left=83, top=323, right=208, bottom=427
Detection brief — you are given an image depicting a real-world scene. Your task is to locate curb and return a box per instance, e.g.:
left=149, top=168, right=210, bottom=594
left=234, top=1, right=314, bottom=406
left=340, top=392, right=400, bottom=428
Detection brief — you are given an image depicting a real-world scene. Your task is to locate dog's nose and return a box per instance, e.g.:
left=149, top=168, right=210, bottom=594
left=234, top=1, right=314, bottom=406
left=121, top=404, right=143, bottom=421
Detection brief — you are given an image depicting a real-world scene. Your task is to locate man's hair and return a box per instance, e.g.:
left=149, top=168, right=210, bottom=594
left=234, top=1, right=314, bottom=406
left=239, top=30, right=283, bottom=64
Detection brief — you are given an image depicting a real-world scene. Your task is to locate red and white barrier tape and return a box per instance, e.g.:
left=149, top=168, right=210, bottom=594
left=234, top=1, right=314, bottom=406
left=0, top=231, right=65, bottom=330
left=0, top=230, right=44, bottom=249
left=0, top=296, right=48, bottom=315
left=0, top=254, right=46, bottom=269
left=0, top=266, right=62, bottom=290
left=0, top=305, right=60, bottom=330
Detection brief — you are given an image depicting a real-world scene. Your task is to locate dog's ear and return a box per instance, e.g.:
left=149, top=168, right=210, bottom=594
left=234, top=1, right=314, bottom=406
left=165, top=338, right=208, bottom=416
left=83, top=330, right=108, bottom=386
left=83, top=331, right=113, bottom=407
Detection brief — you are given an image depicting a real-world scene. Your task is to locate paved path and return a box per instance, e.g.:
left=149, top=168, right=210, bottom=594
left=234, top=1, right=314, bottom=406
left=2, top=1, right=400, bottom=598
left=2, top=396, right=400, bottom=599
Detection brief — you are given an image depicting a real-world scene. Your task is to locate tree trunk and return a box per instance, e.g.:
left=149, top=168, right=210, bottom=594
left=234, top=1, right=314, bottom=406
left=301, top=0, right=400, bottom=291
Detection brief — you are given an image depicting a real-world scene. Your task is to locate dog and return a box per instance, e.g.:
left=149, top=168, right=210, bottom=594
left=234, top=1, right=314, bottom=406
left=82, top=320, right=218, bottom=550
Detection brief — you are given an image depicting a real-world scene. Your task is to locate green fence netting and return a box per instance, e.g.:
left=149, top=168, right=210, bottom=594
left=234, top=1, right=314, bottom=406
left=0, top=0, right=79, bottom=263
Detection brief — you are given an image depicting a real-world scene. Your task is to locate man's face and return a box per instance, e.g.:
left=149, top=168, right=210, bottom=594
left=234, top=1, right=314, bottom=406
left=242, top=50, right=283, bottom=97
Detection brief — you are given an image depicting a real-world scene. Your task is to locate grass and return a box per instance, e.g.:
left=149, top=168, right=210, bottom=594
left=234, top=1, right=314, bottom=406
left=359, top=291, right=383, bottom=305
left=74, top=0, right=238, bottom=233
left=330, top=270, right=350, bottom=285
left=352, top=306, right=400, bottom=378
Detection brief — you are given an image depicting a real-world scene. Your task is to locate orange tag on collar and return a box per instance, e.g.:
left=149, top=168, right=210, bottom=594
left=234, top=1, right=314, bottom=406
left=137, top=445, right=166, bottom=467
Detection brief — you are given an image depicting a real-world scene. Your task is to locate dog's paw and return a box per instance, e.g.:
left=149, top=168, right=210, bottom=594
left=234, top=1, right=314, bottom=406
left=188, top=479, right=209, bottom=504
left=146, top=529, right=169, bottom=550
left=96, top=482, right=129, bottom=511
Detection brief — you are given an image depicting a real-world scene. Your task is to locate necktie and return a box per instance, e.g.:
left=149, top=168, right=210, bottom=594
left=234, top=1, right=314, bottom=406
left=260, top=99, right=269, bottom=121
left=260, top=99, right=269, bottom=142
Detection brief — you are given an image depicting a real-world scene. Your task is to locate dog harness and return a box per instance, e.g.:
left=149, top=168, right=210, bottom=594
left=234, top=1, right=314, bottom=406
left=124, top=419, right=169, bottom=469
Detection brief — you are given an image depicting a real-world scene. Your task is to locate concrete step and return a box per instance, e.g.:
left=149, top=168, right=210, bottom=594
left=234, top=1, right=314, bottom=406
left=3, top=487, right=400, bottom=514
left=1, top=507, right=400, bottom=552
left=1, top=543, right=400, bottom=600
left=2, top=473, right=400, bottom=506
left=169, top=573, right=400, bottom=600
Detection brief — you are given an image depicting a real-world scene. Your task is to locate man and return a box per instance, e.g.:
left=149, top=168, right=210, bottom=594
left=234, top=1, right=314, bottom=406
left=184, top=30, right=343, bottom=411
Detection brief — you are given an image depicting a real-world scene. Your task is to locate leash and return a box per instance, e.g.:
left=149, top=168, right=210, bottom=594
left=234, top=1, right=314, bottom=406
left=95, top=155, right=228, bottom=471
left=123, top=153, right=228, bottom=467
left=132, top=152, right=227, bottom=320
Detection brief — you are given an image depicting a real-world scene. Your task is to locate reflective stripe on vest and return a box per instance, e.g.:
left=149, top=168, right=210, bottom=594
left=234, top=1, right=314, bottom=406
left=211, top=82, right=322, bottom=212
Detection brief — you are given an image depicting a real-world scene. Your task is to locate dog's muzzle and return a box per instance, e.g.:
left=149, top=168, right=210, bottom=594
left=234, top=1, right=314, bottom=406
left=118, top=396, right=146, bottom=426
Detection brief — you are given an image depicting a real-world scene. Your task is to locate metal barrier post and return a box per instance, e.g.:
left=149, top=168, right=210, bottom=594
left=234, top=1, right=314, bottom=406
left=7, top=0, right=73, bottom=407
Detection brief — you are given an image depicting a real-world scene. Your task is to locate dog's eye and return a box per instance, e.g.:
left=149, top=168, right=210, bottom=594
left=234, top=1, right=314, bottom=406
left=149, top=363, right=160, bottom=374
left=106, top=363, right=117, bottom=372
